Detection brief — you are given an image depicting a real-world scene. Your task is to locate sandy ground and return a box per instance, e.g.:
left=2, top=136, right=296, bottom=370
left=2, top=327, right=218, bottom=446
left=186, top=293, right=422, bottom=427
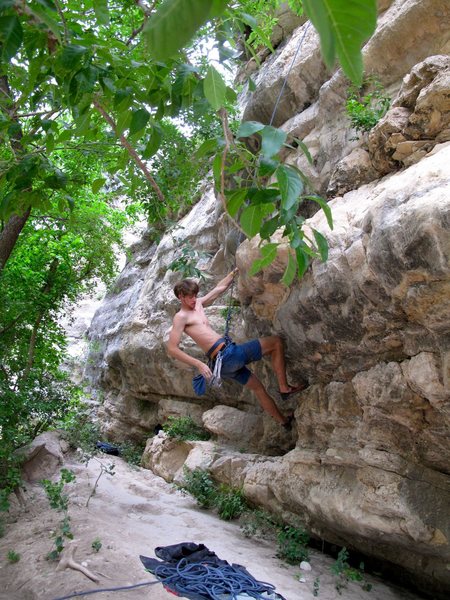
left=0, top=455, right=425, bottom=600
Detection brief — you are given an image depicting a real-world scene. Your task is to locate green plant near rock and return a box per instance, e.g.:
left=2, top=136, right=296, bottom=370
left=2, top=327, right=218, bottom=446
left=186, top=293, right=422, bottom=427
left=119, top=441, right=145, bottom=466
left=216, top=484, right=247, bottom=520
left=91, top=538, right=102, bottom=553
left=240, top=508, right=282, bottom=539
left=346, top=77, right=390, bottom=134
left=42, top=468, right=76, bottom=512
left=163, top=416, right=210, bottom=442
left=331, top=547, right=372, bottom=594
left=178, top=468, right=247, bottom=520
left=179, top=468, right=216, bottom=509
left=7, top=550, right=20, bottom=563
left=276, top=524, right=310, bottom=564
left=42, top=469, right=76, bottom=560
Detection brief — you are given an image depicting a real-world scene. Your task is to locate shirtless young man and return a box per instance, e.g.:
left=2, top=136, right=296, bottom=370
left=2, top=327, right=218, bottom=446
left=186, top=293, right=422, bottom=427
left=166, top=270, right=305, bottom=427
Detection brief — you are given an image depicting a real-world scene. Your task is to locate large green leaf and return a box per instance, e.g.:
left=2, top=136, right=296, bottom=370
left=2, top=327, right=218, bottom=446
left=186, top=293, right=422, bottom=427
left=248, top=242, right=278, bottom=276
left=144, top=0, right=228, bottom=60
left=0, top=15, right=23, bottom=61
left=277, top=164, right=303, bottom=211
left=260, top=126, right=287, bottom=158
left=313, top=228, right=329, bottom=261
left=240, top=203, right=275, bottom=238
left=59, top=45, right=88, bottom=71
left=281, top=252, right=297, bottom=286
left=295, top=247, right=310, bottom=278
left=94, top=0, right=110, bottom=26
left=129, top=108, right=150, bottom=136
left=304, top=195, right=333, bottom=230
left=203, top=65, right=227, bottom=111
left=236, top=120, right=265, bottom=138
left=303, top=0, right=377, bottom=85
left=226, top=188, right=247, bottom=217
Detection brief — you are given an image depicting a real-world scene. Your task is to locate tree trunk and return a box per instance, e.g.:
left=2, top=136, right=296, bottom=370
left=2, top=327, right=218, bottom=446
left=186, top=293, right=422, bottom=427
left=0, top=207, right=31, bottom=272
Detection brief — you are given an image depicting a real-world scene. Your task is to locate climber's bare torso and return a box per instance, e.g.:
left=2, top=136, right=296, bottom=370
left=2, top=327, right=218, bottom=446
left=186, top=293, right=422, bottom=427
left=173, top=296, right=222, bottom=353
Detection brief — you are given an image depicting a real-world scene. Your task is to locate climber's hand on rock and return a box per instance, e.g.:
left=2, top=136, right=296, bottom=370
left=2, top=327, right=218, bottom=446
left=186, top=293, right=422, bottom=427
left=197, top=361, right=212, bottom=380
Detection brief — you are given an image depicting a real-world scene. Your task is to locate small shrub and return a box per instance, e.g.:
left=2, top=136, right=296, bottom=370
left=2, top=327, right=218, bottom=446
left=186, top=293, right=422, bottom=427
left=42, top=468, right=76, bottom=511
left=276, top=525, right=310, bottom=564
left=167, top=240, right=210, bottom=280
left=61, top=413, right=100, bottom=453
left=216, top=485, right=247, bottom=520
left=179, top=468, right=216, bottom=508
left=240, top=508, right=281, bottom=540
left=91, top=538, right=102, bottom=552
left=331, top=547, right=372, bottom=594
left=0, top=517, right=5, bottom=537
left=346, top=78, right=390, bottom=134
left=7, top=550, right=20, bottom=563
left=119, top=441, right=144, bottom=466
left=163, top=416, right=210, bottom=441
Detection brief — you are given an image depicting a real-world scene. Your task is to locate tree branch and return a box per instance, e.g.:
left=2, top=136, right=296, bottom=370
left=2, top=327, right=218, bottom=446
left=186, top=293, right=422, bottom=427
left=93, top=99, right=165, bottom=202
left=218, top=108, right=247, bottom=239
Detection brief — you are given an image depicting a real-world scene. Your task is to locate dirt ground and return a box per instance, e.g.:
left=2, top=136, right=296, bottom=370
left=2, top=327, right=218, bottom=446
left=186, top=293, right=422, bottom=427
left=0, top=454, right=425, bottom=600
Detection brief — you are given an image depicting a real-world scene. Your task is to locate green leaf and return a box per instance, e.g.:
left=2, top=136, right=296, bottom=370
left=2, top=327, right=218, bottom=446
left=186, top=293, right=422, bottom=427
left=144, top=0, right=227, bottom=60
left=0, top=15, right=23, bottom=61
left=304, top=195, right=333, bottom=230
left=239, top=12, right=258, bottom=29
left=194, top=138, right=218, bottom=159
left=260, top=126, right=287, bottom=158
left=91, top=178, right=106, bottom=194
left=248, top=77, right=256, bottom=92
left=129, top=108, right=150, bottom=136
left=313, top=228, right=329, bottom=261
left=94, top=0, right=110, bottom=26
left=240, top=203, right=275, bottom=238
left=258, top=157, right=279, bottom=177
left=0, top=1, right=16, bottom=10
left=303, top=0, right=377, bottom=86
left=277, top=164, right=303, bottom=211
left=295, top=247, right=310, bottom=278
left=236, top=120, right=265, bottom=138
left=249, top=243, right=278, bottom=276
left=294, top=139, right=313, bottom=165
left=143, top=126, right=162, bottom=159
left=282, top=252, right=297, bottom=286
left=203, top=65, right=227, bottom=110
left=260, top=215, right=279, bottom=239
left=116, top=110, right=131, bottom=136
left=226, top=188, right=247, bottom=217
left=59, top=45, right=88, bottom=71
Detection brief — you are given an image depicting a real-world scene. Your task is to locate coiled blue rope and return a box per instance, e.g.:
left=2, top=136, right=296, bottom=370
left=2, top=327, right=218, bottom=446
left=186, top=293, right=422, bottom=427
left=154, top=558, right=285, bottom=599
left=51, top=558, right=286, bottom=600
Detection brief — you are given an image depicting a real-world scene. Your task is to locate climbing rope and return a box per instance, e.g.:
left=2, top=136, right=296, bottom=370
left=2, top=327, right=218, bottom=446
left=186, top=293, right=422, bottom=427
left=51, top=558, right=287, bottom=600
left=269, top=22, right=311, bottom=127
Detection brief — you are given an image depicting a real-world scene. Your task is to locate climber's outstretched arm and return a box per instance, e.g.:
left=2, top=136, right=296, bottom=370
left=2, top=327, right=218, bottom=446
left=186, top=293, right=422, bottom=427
left=200, top=268, right=238, bottom=307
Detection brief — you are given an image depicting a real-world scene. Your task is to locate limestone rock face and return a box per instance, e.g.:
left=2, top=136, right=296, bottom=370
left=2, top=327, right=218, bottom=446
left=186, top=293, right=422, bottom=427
left=85, top=3, right=450, bottom=595
left=369, top=55, right=450, bottom=173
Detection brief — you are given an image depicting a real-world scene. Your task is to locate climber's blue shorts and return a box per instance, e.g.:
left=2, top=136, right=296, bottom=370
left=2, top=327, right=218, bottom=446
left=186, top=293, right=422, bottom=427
left=208, top=338, right=262, bottom=386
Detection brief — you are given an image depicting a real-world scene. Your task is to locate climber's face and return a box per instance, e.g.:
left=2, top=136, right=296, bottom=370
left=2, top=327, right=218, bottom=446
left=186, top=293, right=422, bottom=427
left=180, top=292, right=197, bottom=309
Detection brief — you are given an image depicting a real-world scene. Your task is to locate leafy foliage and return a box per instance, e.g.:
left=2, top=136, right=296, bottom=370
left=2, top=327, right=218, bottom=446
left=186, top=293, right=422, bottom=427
left=163, top=416, right=210, bottom=441
left=346, top=78, right=390, bottom=133
left=179, top=467, right=217, bottom=508
left=303, top=0, right=377, bottom=85
left=178, top=467, right=247, bottom=519
left=331, top=547, right=373, bottom=594
left=276, top=524, right=310, bottom=564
